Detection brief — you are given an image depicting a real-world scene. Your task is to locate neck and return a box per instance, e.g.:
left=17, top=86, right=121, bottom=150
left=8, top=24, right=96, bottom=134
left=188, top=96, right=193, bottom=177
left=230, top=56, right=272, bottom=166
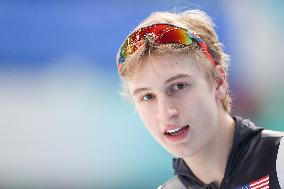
left=183, top=113, right=235, bottom=188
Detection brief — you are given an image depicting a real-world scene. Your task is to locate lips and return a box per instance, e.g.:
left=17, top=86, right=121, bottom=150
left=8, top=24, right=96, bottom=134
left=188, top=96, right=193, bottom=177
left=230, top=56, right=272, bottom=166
left=163, top=125, right=190, bottom=142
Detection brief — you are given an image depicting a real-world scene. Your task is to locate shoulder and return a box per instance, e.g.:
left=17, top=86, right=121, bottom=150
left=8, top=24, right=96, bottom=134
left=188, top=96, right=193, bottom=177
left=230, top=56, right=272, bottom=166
left=261, top=129, right=284, bottom=188
left=157, top=175, right=187, bottom=189
left=259, top=129, right=284, bottom=148
left=261, top=129, right=284, bottom=163
left=276, top=132, right=284, bottom=187
left=248, top=129, right=284, bottom=150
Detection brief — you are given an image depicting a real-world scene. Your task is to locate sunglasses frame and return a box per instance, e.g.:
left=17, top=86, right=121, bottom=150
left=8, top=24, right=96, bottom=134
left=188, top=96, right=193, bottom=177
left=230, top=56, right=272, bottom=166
left=117, top=23, right=216, bottom=71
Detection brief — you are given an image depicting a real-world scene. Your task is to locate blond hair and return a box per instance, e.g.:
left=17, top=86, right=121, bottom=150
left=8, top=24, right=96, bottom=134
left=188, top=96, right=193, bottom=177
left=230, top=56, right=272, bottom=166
left=117, top=10, right=232, bottom=112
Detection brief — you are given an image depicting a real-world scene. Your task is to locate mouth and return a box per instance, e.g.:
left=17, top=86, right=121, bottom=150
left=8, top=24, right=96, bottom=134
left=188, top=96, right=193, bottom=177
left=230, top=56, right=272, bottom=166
left=163, top=125, right=190, bottom=142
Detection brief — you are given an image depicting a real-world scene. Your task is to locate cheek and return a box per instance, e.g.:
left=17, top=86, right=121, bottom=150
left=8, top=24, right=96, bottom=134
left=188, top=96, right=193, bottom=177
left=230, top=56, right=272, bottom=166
left=181, top=88, right=218, bottom=131
left=190, top=95, right=219, bottom=140
left=181, top=91, right=215, bottom=114
left=193, top=95, right=217, bottom=125
left=136, top=104, right=153, bottom=122
left=136, top=104, right=159, bottom=134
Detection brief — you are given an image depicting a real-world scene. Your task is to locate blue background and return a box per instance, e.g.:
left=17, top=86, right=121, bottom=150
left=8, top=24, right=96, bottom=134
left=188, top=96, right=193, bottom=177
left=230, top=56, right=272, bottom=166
left=0, top=1, right=283, bottom=188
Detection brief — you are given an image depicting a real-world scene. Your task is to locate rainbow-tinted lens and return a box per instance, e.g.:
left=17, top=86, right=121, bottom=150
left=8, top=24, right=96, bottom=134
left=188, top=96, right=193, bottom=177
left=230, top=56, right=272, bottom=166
left=156, top=27, right=192, bottom=45
left=118, top=24, right=215, bottom=70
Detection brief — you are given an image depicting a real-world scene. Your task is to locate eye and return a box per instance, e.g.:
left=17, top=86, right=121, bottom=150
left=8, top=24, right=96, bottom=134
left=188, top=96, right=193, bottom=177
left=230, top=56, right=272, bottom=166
left=172, top=83, right=188, bottom=91
left=141, top=94, right=154, bottom=102
left=167, top=82, right=189, bottom=96
left=174, top=83, right=187, bottom=90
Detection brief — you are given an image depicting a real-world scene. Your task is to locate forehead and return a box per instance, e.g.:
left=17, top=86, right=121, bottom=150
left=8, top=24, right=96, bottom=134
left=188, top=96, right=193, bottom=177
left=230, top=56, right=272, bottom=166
left=127, top=54, right=205, bottom=87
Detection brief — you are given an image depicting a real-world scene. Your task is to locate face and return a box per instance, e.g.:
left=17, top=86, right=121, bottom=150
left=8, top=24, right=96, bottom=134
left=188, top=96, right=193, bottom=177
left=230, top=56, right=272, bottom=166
left=127, top=54, right=224, bottom=158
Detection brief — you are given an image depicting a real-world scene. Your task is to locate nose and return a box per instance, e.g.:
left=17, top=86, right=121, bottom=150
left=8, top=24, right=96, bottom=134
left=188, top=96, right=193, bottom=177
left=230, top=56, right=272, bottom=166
left=156, top=97, right=179, bottom=122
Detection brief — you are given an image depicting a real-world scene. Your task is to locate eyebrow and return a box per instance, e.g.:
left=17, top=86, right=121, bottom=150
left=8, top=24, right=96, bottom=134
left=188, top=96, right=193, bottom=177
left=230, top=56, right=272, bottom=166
left=133, top=87, right=150, bottom=97
left=132, top=74, right=191, bottom=97
left=164, top=73, right=192, bottom=84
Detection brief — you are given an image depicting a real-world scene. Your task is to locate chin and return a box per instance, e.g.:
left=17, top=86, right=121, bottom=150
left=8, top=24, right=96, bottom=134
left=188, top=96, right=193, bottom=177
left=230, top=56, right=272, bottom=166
left=173, top=151, right=194, bottom=158
left=167, top=146, right=195, bottom=158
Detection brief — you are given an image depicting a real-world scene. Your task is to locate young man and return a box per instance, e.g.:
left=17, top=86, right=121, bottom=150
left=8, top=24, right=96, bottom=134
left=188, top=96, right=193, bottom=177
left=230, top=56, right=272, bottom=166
left=116, top=10, right=284, bottom=189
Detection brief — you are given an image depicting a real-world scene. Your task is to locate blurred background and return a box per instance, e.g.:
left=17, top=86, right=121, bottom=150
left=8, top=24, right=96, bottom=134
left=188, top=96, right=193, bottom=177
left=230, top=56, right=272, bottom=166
left=0, top=0, right=283, bottom=188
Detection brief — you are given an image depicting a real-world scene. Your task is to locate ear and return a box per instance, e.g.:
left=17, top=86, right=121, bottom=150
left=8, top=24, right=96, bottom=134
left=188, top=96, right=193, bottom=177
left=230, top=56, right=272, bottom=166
left=214, top=65, right=227, bottom=100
